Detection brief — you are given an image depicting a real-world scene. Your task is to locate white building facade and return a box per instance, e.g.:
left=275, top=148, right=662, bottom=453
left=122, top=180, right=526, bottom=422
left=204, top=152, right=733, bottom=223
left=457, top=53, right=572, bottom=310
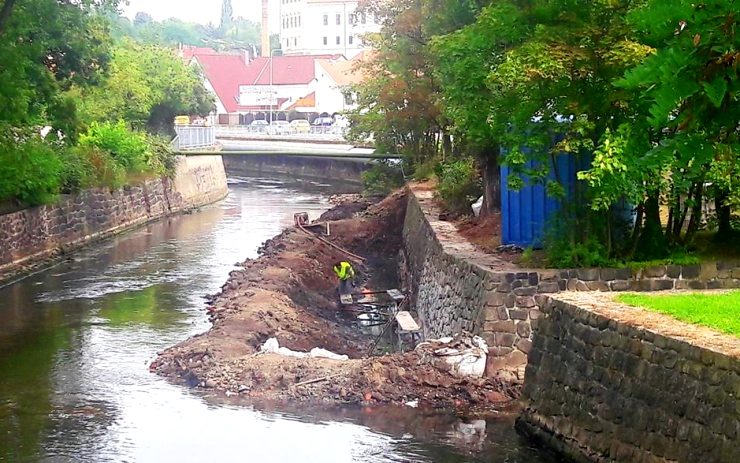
left=279, top=0, right=380, bottom=58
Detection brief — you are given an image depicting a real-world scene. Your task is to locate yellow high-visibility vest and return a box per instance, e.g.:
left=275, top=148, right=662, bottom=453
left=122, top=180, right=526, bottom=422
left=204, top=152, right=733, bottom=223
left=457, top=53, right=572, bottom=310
left=333, top=262, right=355, bottom=280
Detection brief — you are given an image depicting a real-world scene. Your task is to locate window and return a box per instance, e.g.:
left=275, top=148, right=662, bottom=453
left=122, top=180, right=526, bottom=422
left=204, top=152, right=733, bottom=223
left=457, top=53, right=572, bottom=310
left=349, top=13, right=356, bottom=24
left=348, top=35, right=353, bottom=45
left=323, top=14, right=328, bottom=26
left=336, top=36, right=340, bottom=45
left=298, top=16, right=301, bottom=27
left=344, top=92, right=354, bottom=106
left=361, top=13, right=366, bottom=24
left=336, top=14, right=341, bottom=25
left=323, top=36, right=327, bottom=45
left=294, top=38, right=298, bottom=46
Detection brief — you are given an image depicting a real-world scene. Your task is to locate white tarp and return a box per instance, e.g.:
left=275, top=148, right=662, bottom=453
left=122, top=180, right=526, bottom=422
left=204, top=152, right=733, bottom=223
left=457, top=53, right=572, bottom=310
left=259, top=337, right=349, bottom=361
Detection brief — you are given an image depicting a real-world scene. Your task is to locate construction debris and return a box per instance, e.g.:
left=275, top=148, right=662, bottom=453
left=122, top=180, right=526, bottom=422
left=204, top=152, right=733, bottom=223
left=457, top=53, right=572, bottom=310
left=151, top=190, right=519, bottom=411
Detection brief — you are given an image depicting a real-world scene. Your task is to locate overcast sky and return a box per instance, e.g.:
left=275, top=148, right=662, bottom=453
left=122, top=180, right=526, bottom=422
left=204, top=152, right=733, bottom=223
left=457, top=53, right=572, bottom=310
left=121, top=0, right=281, bottom=29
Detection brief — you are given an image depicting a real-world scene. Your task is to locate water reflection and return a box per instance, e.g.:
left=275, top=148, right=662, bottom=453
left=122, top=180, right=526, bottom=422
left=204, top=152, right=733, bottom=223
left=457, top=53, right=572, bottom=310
left=0, top=175, right=558, bottom=462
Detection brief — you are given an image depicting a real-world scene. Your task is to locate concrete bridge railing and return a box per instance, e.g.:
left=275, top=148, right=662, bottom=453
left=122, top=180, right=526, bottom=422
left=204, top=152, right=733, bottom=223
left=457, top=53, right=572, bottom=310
left=174, top=125, right=216, bottom=150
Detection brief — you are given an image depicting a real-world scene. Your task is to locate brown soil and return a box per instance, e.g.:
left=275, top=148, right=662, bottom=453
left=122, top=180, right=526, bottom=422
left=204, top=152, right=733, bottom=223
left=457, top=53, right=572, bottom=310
left=151, top=190, right=519, bottom=411
left=456, top=214, right=503, bottom=254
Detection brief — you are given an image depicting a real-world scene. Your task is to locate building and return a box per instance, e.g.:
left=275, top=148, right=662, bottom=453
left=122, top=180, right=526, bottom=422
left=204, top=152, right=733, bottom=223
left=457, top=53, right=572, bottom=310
left=183, top=46, right=367, bottom=124
left=279, top=0, right=380, bottom=58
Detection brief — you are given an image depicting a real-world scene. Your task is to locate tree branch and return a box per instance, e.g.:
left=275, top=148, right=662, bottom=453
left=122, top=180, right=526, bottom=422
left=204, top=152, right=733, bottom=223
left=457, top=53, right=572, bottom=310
left=0, top=0, right=17, bottom=36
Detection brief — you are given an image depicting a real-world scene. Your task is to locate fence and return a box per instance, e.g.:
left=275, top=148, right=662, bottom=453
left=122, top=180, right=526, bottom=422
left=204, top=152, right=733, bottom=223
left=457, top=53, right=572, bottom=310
left=173, top=125, right=216, bottom=150
left=214, top=124, right=348, bottom=141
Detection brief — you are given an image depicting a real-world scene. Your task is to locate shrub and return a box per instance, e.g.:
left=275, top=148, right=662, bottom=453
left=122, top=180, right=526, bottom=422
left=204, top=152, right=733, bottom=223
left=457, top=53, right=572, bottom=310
left=361, top=160, right=405, bottom=195
left=0, top=128, right=63, bottom=206
left=437, top=159, right=482, bottom=214
left=60, top=145, right=126, bottom=192
left=79, top=121, right=149, bottom=173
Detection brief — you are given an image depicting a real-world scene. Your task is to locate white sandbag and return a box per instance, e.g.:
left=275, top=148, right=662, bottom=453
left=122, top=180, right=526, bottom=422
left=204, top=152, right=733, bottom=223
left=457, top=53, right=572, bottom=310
left=258, top=337, right=347, bottom=361
left=309, top=348, right=349, bottom=361
left=472, top=196, right=484, bottom=217
left=423, top=335, right=489, bottom=378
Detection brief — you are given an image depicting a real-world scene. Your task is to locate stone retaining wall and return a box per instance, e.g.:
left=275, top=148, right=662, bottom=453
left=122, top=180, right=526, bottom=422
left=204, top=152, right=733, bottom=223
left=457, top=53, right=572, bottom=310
left=223, top=154, right=368, bottom=185
left=517, top=293, right=740, bottom=463
left=0, top=155, right=228, bottom=278
left=401, top=184, right=740, bottom=379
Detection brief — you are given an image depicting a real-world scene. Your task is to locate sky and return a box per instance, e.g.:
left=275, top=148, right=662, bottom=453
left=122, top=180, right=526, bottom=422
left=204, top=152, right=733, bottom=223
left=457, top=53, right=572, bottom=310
left=121, top=0, right=281, bottom=30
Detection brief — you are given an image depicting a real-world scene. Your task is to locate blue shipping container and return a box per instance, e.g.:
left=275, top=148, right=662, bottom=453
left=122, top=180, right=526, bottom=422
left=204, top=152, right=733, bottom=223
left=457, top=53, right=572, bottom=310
left=501, top=153, right=587, bottom=248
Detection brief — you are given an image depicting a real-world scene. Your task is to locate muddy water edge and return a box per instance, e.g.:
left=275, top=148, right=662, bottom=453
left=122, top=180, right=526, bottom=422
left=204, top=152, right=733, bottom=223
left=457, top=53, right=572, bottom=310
left=0, top=175, right=560, bottom=462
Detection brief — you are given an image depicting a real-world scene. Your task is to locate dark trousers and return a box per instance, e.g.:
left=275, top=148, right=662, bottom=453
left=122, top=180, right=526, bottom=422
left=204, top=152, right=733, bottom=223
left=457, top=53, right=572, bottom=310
left=339, top=278, right=352, bottom=295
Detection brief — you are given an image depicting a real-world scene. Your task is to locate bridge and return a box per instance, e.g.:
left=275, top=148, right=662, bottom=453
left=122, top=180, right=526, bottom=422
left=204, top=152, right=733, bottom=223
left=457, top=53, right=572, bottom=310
left=173, top=125, right=402, bottom=160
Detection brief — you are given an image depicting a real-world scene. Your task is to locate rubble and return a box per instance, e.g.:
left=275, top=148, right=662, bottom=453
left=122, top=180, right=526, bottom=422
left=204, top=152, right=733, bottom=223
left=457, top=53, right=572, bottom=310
left=151, top=190, right=519, bottom=412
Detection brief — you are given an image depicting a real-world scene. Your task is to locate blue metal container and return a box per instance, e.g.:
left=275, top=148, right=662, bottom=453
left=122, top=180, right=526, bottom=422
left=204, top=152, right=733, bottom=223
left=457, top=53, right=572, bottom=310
left=501, top=153, right=588, bottom=248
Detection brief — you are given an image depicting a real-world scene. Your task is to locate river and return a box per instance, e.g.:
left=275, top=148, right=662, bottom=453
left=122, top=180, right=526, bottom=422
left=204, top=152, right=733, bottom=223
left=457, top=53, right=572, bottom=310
left=0, top=175, right=559, bottom=462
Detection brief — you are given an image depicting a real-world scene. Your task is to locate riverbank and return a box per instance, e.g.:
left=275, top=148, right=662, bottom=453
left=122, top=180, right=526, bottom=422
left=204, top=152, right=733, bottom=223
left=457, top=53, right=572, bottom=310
left=152, top=191, right=520, bottom=411
left=0, top=155, right=228, bottom=285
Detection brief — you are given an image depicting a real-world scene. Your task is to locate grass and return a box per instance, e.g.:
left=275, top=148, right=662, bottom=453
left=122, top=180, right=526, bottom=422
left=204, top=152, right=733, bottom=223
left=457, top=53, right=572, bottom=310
left=616, top=291, right=740, bottom=337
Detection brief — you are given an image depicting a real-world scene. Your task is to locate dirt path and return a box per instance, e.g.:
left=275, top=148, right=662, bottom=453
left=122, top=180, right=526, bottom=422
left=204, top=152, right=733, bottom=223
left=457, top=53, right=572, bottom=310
left=151, top=191, right=519, bottom=411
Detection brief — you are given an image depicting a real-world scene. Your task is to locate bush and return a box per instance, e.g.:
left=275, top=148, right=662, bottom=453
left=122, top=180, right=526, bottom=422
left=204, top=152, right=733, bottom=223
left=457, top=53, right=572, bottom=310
left=361, top=160, right=405, bottom=195
left=78, top=121, right=177, bottom=178
left=60, top=145, right=127, bottom=192
left=0, top=128, right=63, bottom=206
left=437, top=159, right=482, bottom=214
left=79, top=121, right=150, bottom=173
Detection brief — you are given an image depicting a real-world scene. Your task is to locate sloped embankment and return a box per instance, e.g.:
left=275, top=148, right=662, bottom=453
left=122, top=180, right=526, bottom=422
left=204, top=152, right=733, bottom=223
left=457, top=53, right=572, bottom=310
left=151, top=191, right=518, bottom=410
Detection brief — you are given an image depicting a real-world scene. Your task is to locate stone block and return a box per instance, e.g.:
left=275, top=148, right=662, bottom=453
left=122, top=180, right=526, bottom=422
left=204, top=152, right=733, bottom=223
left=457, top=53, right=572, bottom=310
left=700, top=263, right=719, bottom=280
left=497, top=306, right=510, bottom=320
left=558, top=279, right=567, bottom=291
left=516, top=321, right=532, bottom=337
left=609, top=280, right=630, bottom=291
left=577, top=268, right=600, bottom=281
left=529, top=308, right=542, bottom=320
left=496, top=281, right=512, bottom=293
left=732, top=268, right=740, bottom=279
left=515, top=296, right=535, bottom=308
left=652, top=279, right=675, bottom=291
left=644, top=265, right=667, bottom=278
left=716, top=260, right=738, bottom=271
left=516, top=338, right=533, bottom=354
left=505, top=350, right=528, bottom=367
left=688, top=280, right=707, bottom=290
left=600, top=268, right=617, bottom=281
left=674, top=280, right=691, bottom=290
left=537, top=281, right=560, bottom=293
left=504, top=294, right=516, bottom=308
left=513, top=286, right=537, bottom=296
left=707, top=279, right=722, bottom=289
left=510, top=309, right=529, bottom=320
left=586, top=281, right=610, bottom=292
left=528, top=272, right=539, bottom=286
left=722, top=278, right=740, bottom=289
left=484, top=307, right=500, bottom=322
left=681, top=264, right=700, bottom=279
left=615, top=267, right=633, bottom=280
left=484, top=320, right=515, bottom=333
left=494, top=333, right=516, bottom=347
left=485, top=292, right=505, bottom=306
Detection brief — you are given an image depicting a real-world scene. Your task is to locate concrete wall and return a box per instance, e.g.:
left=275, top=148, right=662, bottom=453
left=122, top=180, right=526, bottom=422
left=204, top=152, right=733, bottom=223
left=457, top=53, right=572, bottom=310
left=223, top=154, right=367, bottom=184
left=401, top=184, right=740, bottom=380
left=518, top=293, right=740, bottom=463
left=0, top=155, right=228, bottom=278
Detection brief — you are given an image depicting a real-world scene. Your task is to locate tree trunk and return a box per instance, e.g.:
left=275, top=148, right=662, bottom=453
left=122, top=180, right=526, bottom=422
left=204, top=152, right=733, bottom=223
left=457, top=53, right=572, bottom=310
left=0, top=0, right=17, bottom=35
left=479, top=147, right=500, bottom=216
left=636, top=191, right=668, bottom=259
left=685, top=183, right=703, bottom=243
left=715, top=189, right=733, bottom=240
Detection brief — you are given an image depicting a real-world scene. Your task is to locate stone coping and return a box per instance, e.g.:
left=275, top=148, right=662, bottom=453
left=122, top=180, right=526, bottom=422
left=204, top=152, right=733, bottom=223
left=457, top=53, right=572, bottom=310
left=551, top=291, right=740, bottom=359
left=408, top=183, right=517, bottom=272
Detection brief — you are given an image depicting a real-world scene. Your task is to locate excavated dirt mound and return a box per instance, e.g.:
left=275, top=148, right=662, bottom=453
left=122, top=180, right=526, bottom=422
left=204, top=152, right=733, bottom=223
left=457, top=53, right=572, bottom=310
left=151, top=190, right=519, bottom=411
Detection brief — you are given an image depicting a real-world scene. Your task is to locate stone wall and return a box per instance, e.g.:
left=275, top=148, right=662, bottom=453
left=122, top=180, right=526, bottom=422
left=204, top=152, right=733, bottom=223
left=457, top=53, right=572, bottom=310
left=223, top=154, right=368, bottom=185
left=401, top=184, right=740, bottom=380
left=0, top=155, right=228, bottom=278
left=517, top=293, right=740, bottom=463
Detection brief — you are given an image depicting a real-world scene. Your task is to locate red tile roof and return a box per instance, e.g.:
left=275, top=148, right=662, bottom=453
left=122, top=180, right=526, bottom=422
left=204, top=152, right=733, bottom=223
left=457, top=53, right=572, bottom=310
left=181, top=46, right=218, bottom=61
left=245, top=55, right=341, bottom=85
left=194, top=54, right=251, bottom=113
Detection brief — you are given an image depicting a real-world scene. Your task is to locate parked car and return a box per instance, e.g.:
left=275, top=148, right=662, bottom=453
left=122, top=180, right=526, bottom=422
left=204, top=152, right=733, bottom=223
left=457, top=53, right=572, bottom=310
left=290, top=119, right=310, bottom=133
left=268, top=120, right=290, bottom=135
left=250, top=119, right=268, bottom=132
left=312, top=116, right=334, bottom=127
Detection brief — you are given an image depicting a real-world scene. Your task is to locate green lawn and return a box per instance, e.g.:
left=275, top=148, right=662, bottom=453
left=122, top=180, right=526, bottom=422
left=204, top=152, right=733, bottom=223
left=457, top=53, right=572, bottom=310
left=616, top=291, right=740, bottom=337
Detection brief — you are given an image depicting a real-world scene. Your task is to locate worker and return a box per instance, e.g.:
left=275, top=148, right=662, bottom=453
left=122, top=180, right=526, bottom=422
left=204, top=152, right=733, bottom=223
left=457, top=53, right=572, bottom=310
left=333, top=261, right=355, bottom=295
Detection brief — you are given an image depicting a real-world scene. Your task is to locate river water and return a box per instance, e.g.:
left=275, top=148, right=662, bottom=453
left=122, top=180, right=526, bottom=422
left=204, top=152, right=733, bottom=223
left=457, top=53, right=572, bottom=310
left=0, top=176, right=559, bottom=462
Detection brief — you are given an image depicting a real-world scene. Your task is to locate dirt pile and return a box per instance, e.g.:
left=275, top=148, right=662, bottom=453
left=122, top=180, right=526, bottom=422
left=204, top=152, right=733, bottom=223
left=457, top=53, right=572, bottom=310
left=151, top=189, right=519, bottom=411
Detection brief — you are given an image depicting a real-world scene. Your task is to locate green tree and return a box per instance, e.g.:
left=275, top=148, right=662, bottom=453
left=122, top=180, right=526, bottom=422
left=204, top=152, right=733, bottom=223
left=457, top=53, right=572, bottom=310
left=75, top=40, right=215, bottom=134
left=220, top=0, right=234, bottom=35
